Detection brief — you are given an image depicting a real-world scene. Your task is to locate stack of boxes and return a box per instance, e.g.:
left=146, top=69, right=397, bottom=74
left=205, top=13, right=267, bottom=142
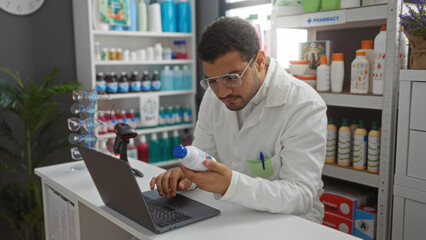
left=320, top=180, right=377, bottom=240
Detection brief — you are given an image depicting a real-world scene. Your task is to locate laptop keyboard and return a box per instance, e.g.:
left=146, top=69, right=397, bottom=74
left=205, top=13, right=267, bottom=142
left=143, top=196, right=192, bottom=228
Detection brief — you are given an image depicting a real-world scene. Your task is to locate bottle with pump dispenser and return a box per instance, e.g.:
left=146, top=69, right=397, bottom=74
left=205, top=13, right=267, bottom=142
left=367, top=122, right=381, bottom=173
left=316, top=55, right=330, bottom=92
left=172, top=145, right=217, bottom=172
left=137, top=135, right=149, bottom=163
left=160, top=132, right=172, bottom=161
left=373, top=24, right=387, bottom=95
left=350, top=51, right=370, bottom=94
left=331, top=53, right=344, bottom=93
left=353, top=120, right=368, bottom=170
left=149, top=133, right=161, bottom=163
left=326, top=117, right=337, bottom=163
left=338, top=119, right=351, bottom=166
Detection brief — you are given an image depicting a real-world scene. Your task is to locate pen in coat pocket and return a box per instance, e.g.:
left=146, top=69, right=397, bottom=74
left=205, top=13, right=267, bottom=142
left=260, top=152, right=265, bottom=170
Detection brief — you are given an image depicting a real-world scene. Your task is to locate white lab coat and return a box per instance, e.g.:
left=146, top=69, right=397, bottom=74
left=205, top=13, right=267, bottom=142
left=192, top=58, right=327, bottom=223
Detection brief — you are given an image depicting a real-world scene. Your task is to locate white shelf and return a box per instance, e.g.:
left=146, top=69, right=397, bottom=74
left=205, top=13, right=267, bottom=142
left=323, top=163, right=380, bottom=188
left=93, top=30, right=194, bottom=38
left=318, top=91, right=383, bottom=110
left=152, top=159, right=180, bottom=167
left=399, top=70, right=426, bottom=82
left=107, top=90, right=195, bottom=99
left=275, top=4, right=387, bottom=30
left=95, top=60, right=193, bottom=66
left=97, top=123, right=195, bottom=138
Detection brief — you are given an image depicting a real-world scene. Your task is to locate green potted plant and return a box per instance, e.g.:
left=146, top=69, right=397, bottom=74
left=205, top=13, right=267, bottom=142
left=0, top=67, right=81, bottom=240
left=399, top=0, right=426, bottom=69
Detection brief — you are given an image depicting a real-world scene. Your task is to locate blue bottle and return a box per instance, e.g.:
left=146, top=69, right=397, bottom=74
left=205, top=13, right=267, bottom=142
left=182, top=65, right=192, bottom=90
left=161, top=0, right=177, bottom=32
left=173, top=66, right=182, bottom=90
left=124, top=0, right=138, bottom=31
left=171, top=130, right=181, bottom=148
left=148, top=133, right=161, bottom=163
left=160, top=131, right=173, bottom=161
left=177, top=0, right=191, bottom=33
left=160, top=65, right=173, bottom=91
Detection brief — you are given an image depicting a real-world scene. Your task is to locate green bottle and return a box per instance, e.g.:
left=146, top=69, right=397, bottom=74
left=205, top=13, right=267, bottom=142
left=160, top=131, right=172, bottom=161
left=171, top=130, right=181, bottom=153
left=148, top=133, right=161, bottom=163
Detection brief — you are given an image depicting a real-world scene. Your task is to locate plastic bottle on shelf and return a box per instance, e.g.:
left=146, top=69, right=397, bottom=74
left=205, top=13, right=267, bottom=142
left=160, top=65, right=173, bottom=91
left=141, top=70, right=151, bottom=92
left=325, top=117, right=337, bottom=164
left=173, top=40, right=188, bottom=59
left=166, top=106, right=175, bottom=125
left=117, top=110, right=127, bottom=124
left=97, top=112, right=108, bottom=135
left=337, top=118, right=351, bottom=167
left=96, top=72, right=107, bottom=92
left=400, top=27, right=409, bottom=70
left=174, top=105, right=183, bottom=125
left=126, top=109, right=137, bottom=129
left=124, top=0, right=138, bottom=31
left=373, top=24, right=387, bottom=95
left=367, top=122, right=381, bottom=173
left=350, top=51, right=370, bottom=94
left=353, top=120, right=368, bottom=170
left=159, top=131, right=172, bottom=161
left=137, top=135, right=150, bottom=163
left=138, top=0, right=148, bottom=32
left=183, top=104, right=192, bottom=123
left=118, top=72, right=130, bottom=93
left=108, top=110, right=118, bottom=133
left=173, top=66, right=182, bottom=90
left=148, top=0, right=162, bottom=32
left=127, top=138, right=138, bottom=159
left=148, top=133, right=161, bottom=163
left=181, top=129, right=193, bottom=146
left=172, top=145, right=217, bottom=172
left=316, top=55, right=330, bottom=92
left=350, top=118, right=358, bottom=164
left=130, top=71, right=141, bottom=92
left=171, top=130, right=181, bottom=148
left=154, top=43, right=163, bottom=60
left=161, top=0, right=177, bottom=32
left=358, top=40, right=374, bottom=93
left=182, top=65, right=192, bottom=90
left=111, top=25, right=124, bottom=31
left=158, top=106, right=167, bottom=126
left=106, top=72, right=118, bottom=93
left=177, top=0, right=191, bottom=33
left=331, top=53, right=344, bottom=93
left=94, top=42, right=101, bottom=61
left=151, top=71, right=161, bottom=91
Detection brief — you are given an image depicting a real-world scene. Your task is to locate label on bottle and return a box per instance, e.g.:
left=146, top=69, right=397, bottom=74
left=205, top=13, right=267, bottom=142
left=353, top=135, right=367, bottom=168
left=326, top=129, right=337, bottom=162
left=96, top=81, right=107, bottom=92
left=130, top=81, right=141, bottom=92
left=338, top=131, right=351, bottom=165
left=118, top=82, right=129, bottom=93
left=151, top=81, right=161, bottom=91
left=128, top=149, right=137, bottom=159
left=141, top=81, right=151, bottom=91
left=351, top=61, right=369, bottom=93
left=159, top=113, right=167, bottom=125
left=167, top=112, right=174, bottom=125
left=129, top=118, right=137, bottom=129
left=183, top=110, right=192, bottom=123
left=108, top=119, right=118, bottom=132
left=373, top=52, right=385, bottom=82
left=367, top=136, right=380, bottom=171
left=107, top=82, right=118, bottom=93
left=174, top=111, right=183, bottom=124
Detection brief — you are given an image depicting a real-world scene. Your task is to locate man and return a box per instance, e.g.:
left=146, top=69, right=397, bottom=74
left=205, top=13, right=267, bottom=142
left=150, top=17, right=327, bottom=223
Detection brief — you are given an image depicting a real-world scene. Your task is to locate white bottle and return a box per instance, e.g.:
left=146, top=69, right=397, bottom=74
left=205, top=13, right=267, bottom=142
left=400, top=28, right=409, bottom=70
left=353, top=120, right=368, bottom=170
left=138, top=0, right=148, bottom=32
left=325, top=117, right=337, bottom=164
left=350, top=51, right=370, bottom=94
left=337, top=118, right=351, bottom=167
left=172, top=145, right=217, bottom=172
left=316, top=55, right=330, bottom=92
left=373, top=24, right=387, bottom=95
left=148, top=1, right=162, bottom=32
left=154, top=43, right=163, bottom=60
left=359, top=40, right=374, bottom=93
left=331, top=53, right=344, bottom=93
left=367, top=122, right=381, bottom=173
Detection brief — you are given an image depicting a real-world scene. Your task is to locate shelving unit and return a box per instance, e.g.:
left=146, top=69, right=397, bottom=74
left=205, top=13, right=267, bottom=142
left=72, top=0, right=197, bottom=167
left=271, top=1, right=402, bottom=239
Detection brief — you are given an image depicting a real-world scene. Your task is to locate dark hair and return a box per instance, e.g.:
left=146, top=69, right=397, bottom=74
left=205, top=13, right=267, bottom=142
left=197, top=17, right=260, bottom=64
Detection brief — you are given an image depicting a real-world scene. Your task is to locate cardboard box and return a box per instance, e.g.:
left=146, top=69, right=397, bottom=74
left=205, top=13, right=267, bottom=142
left=354, top=206, right=377, bottom=240
left=323, top=211, right=354, bottom=235
left=321, top=181, right=375, bottom=219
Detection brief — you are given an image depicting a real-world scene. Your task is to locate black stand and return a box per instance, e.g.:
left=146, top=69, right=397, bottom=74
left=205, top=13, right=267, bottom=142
left=118, top=139, right=143, bottom=178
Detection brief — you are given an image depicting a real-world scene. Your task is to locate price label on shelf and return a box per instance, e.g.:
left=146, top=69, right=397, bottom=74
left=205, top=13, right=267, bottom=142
left=302, top=10, right=347, bottom=27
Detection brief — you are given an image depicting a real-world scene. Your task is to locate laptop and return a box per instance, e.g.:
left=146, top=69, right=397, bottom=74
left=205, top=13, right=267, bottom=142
left=78, top=146, right=220, bottom=234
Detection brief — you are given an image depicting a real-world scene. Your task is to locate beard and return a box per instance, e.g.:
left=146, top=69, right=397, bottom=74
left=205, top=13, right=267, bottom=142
left=222, top=70, right=261, bottom=111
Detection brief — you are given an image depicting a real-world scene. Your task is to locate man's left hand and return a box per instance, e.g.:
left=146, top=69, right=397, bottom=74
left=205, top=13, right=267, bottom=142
left=179, top=159, right=232, bottom=196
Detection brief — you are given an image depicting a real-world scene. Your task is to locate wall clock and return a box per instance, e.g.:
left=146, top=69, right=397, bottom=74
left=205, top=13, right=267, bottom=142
left=0, top=0, right=45, bottom=16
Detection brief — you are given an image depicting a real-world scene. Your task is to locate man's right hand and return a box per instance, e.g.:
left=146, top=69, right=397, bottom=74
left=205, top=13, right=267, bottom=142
left=150, top=167, right=193, bottom=199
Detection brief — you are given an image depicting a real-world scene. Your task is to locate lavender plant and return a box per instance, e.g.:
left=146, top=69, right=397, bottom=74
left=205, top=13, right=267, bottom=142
left=399, top=0, right=426, bottom=38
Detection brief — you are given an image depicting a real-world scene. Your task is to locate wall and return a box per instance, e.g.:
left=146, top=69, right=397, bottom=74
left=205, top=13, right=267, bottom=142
left=0, top=0, right=76, bottom=239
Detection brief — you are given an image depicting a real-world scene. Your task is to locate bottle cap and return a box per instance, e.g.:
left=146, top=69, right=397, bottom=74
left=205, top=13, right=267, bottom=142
left=380, top=24, right=386, bottom=31
left=320, top=55, right=328, bottom=65
left=333, top=53, right=344, bottom=61
left=173, top=144, right=187, bottom=158
left=361, top=40, right=373, bottom=49
left=328, top=117, right=334, bottom=124
left=140, top=135, right=147, bottom=143
left=151, top=133, right=157, bottom=140
left=164, top=65, right=170, bottom=70
left=341, top=118, right=349, bottom=126
left=356, top=51, right=366, bottom=56
left=173, top=130, right=179, bottom=137
left=371, top=121, right=378, bottom=130
left=358, top=120, right=365, bottom=129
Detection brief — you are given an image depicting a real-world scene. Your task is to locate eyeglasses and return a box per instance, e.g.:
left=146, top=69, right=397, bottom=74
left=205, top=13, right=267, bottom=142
left=67, top=117, right=107, bottom=132
left=200, top=55, right=256, bottom=91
